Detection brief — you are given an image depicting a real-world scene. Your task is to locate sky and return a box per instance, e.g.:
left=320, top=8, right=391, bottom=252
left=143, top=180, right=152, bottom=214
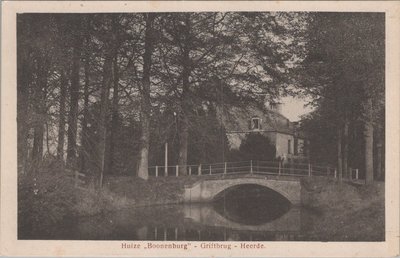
left=280, top=96, right=314, bottom=122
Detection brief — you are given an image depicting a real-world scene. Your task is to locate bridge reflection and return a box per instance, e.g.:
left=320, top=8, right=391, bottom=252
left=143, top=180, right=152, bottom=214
left=133, top=204, right=301, bottom=241
left=67, top=202, right=302, bottom=241
left=183, top=204, right=300, bottom=232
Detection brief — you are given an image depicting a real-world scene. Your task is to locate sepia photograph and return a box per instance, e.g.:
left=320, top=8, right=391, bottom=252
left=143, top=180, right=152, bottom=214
left=1, top=1, right=400, bottom=257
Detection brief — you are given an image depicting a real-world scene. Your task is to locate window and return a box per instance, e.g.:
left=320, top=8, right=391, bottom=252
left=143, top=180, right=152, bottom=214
left=288, top=139, right=292, bottom=154
left=251, top=117, right=261, bottom=130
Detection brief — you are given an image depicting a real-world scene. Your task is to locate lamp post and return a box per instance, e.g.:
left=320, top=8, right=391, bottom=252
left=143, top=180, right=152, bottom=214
left=164, top=112, right=177, bottom=176
left=164, top=142, right=168, bottom=176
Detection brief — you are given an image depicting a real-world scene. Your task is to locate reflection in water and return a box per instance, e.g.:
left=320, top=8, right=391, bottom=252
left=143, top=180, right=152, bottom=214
left=212, top=184, right=292, bottom=225
left=28, top=185, right=306, bottom=241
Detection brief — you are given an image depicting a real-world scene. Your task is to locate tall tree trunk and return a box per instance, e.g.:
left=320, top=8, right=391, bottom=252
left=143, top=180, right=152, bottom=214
left=337, top=125, right=343, bottom=182
left=107, top=55, right=119, bottom=174
left=32, top=124, right=44, bottom=163
left=57, top=70, right=68, bottom=162
left=67, top=34, right=82, bottom=168
left=177, top=15, right=191, bottom=176
left=376, top=131, right=383, bottom=180
left=364, top=98, right=374, bottom=184
left=137, top=13, right=155, bottom=180
left=17, top=49, right=31, bottom=174
left=98, top=51, right=113, bottom=187
left=32, top=55, right=48, bottom=168
left=364, top=120, right=374, bottom=184
left=178, top=112, right=189, bottom=175
left=80, top=17, right=91, bottom=174
left=342, top=119, right=349, bottom=178
left=80, top=51, right=90, bottom=174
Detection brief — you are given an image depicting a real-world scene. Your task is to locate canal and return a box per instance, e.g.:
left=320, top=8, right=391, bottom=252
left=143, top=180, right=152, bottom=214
left=45, top=184, right=314, bottom=241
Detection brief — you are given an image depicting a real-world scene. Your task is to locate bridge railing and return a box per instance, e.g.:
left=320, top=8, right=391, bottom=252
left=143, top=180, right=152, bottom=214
left=148, top=160, right=346, bottom=179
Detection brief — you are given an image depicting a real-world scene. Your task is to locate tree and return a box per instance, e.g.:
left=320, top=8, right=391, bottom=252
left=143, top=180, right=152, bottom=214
left=66, top=16, right=83, bottom=167
left=17, top=14, right=34, bottom=174
left=56, top=70, right=68, bottom=161
left=137, top=13, right=156, bottom=180
left=299, top=13, right=385, bottom=183
left=152, top=12, right=307, bottom=175
left=229, top=133, right=276, bottom=162
left=16, top=12, right=309, bottom=180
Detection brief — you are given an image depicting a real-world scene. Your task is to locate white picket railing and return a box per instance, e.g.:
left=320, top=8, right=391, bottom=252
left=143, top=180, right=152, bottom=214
left=147, top=160, right=350, bottom=179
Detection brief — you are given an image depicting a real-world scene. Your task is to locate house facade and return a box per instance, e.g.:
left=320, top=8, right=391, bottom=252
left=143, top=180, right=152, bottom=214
left=223, top=102, right=309, bottom=163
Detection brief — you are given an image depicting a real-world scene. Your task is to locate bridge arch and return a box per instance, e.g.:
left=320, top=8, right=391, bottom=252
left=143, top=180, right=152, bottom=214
left=183, top=176, right=301, bottom=205
left=211, top=182, right=292, bottom=204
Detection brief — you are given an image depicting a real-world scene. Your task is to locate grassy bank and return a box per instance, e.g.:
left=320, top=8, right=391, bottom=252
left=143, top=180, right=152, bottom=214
left=18, top=170, right=195, bottom=238
left=60, top=174, right=198, bottom=217
left=103, top=175, right=199, bottom=206
left=300, top=177, right=385, bottom=241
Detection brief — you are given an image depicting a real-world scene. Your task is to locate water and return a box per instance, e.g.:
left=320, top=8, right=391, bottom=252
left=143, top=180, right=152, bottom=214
left=49, top=184, right=312, bottom=241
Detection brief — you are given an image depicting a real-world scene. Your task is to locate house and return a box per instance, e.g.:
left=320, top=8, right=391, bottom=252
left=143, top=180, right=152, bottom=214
left=222, top=102, right=309, bottom=163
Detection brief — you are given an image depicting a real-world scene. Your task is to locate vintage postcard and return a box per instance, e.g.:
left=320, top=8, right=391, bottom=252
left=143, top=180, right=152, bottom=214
left=1, top=1, right=399, bottom=257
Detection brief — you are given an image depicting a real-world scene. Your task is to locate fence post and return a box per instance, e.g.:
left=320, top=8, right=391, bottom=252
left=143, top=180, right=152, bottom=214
left=250, top=160, right=253, bottom=174
left=278, top=162, right=281, bottom=175
left=165, top=166, right=168, bottom=177
left=209, top=165, right=212, bottom=175
left=189, top=166, right=192, bottom=176
left=356, top=169, right=359, bottom=180
left=176, top=165, right=179, bottom=177
left=334, top=169, right=337, bottom=179
left=224, top=162, right=227, bottom=174
left=308, top=163, right=311, bottom=177
left=155, top=166, right=158, bottom=177
left=198, top=164, right=202, bottom=175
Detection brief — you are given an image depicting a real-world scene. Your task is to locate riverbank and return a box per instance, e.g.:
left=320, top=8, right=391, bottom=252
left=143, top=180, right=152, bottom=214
left=72, top=175, right=200, bottom=218
left=300, top=177, right=385, bottom=241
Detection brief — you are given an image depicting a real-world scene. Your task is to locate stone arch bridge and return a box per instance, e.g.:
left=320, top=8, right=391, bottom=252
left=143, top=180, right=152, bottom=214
left=183, top=175, right=302, bottom=205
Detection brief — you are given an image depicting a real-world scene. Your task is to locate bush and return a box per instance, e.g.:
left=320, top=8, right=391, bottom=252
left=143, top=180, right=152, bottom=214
left=72, top=186, right=133, bottom=217
left=18, top=157, right=135, bottom=239
left=18, top=166, right=76, bottom=239
left=228, top=133, right=276, bottom=161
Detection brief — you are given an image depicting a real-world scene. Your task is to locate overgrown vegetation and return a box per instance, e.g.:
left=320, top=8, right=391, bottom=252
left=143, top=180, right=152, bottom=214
left=301, top=177, right=385, bottom=241
left=18, top=158, right=134, bottom=239
left=18, top=157, right=193, bottom=239
left=228, top=133, right=276, bottom=161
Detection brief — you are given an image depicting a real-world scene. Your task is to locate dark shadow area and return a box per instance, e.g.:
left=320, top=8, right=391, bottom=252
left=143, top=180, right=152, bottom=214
left=212, top=184, right=291, bottom=225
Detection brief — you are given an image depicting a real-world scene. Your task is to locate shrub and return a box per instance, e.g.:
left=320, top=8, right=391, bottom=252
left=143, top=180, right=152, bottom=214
left=228, top=133, right=276, bottom=161
left=18, top=165, right=76, bottom=239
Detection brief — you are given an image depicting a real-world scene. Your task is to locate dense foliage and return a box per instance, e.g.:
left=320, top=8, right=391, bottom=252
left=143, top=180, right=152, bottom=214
left=17, top=12, right=307, bottom=181
left=228, top=133, right=276, bottom=161
left=297, top=13, right=385, bottom=181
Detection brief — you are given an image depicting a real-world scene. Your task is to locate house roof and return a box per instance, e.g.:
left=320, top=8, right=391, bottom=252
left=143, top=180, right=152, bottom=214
left=221, top=105, right=307, bottom=139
